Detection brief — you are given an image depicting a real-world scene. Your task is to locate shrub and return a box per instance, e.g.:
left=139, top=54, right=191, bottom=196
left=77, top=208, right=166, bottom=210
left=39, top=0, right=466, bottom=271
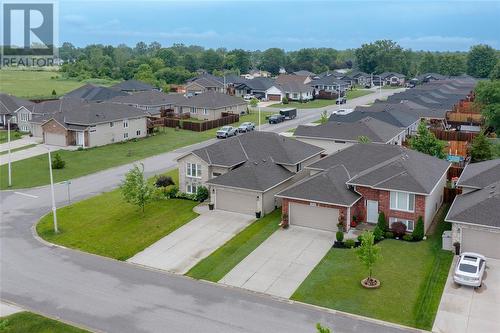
left=336, top=231, right=344, bottom=242
left=384, top=231, right=394, bottom=239
left=412, top=216, right=425, bottom=241
left=282, top=96, right=289, bottom=104
left=195, top=186, right=209, bottom=202
left=373, top=226, right=383, bottom=241
left=377, top=212, right=388, bottom=232
left=51, top=153, right=66, bottom=169
left=77, top=146, right=84, bottom=151
left=155, top=175, right=175, bottom=188
left=403, top=234, right=413, bottom=241
left=165, top=186, right=179, bottom=199
left=357, top=235, right=363, bottom=242
left=345, top=239, right=356, bottom=248
left=249, top=98, right=258, bottom=107
left=51, top=89, right=57, bottom=96
left=391, top=221, right=407, bottom=238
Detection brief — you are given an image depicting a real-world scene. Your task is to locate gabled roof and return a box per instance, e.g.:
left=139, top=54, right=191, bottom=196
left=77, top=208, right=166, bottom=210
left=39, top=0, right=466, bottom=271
left=310, top=75, right=350, bottom=87
left=234, top=77, right=276, bottom=91
left=190, top=131, right=324, bottom=167
left=293, top=70, right=316, bottom=77
left=295, top=117, right=404, bottom=143
left=111, top=79, right=155, bottom=92
left=457, top=159, right=500, bottom=189
left=0, top=93, right=34, bottom=115
left=177, top=91, right=246, bottom=109
left=109, top=91, right=187, bottom=106
left=63, top=84, right=128, bottom=102
left=186, top=77, right=223, bottom=89
left=446, top=181, right=500, bottom=228
left=329, top=105, right=419, bottom=128
left=206, top=159, right=294, bottom=191
left=379, top=72, right=406, bottom=79
left=276, top=165, right=361, bottom=206
left=307, top=143, right=450, bottom=195
left=347, top=102, right=438, bottom=124
left=276, top=75, right=313, bottom=93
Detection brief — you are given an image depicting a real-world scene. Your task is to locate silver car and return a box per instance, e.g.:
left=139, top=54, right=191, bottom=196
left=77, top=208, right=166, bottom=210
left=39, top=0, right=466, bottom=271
left=216, top=126, right=237, bottom=139
left=453, top=252, right=486, bottom=288
left=238, top=122, right=255, bottom=133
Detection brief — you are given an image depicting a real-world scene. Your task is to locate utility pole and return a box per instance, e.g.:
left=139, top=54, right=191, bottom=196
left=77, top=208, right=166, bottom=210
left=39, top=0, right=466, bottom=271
left=7, top=118, right=12, bottom=187
left=47, top=148, right=58, bottom=233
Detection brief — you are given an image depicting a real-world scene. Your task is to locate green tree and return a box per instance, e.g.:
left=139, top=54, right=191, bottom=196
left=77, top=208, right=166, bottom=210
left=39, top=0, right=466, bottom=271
left=357, top=135, right=372, bottom=143
left=249, top=98, right=258, bottom=108
left=225, top=49, right=251, bottom=73
left=201, top=49, right=224, bottom=72
left=409, top=121, right=446, bottom=158
left=356, top=231, right=381, bottom=281
left=475, top=80, right=500, bottom=134
left=490, top=61, right=500, bottom=80
left=418, top=52, right=438, bottom=74
left=377, top=212, right=387, bottom=232
left=260, top=48, right=287, bottom=75
left=470, top=132, right=494, bottom=162
left=354, top=40, right=407, bottom=74
left=319, top=110, right=329, bottom=124
left=438, top=53, right=466, bottom=76
left=134, top=64, right=157, bottom=86
left=412, top=216, right=425, bottom=241
left=467, top=44, right=497, bottom=78
left=157, top=48, right=178, bottom=67
left=120, top=164, right=155, bottom=214
left=316, top=323, right=332, bottom=333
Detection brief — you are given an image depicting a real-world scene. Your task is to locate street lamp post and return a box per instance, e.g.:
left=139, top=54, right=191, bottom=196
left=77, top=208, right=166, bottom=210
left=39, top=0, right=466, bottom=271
left=47, top=148, right=58, bottom=233
left=258, top=106, right=261, bottom=131
left=7, top=118, right=12, bottom=187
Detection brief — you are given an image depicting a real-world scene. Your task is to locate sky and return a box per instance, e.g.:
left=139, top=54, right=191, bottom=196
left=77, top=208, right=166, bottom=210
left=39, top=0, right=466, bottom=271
left=57, top=0, right=500, bottom=51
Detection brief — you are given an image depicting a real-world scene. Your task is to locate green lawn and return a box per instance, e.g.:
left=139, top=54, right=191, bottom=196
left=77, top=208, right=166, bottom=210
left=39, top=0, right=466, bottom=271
left=0, top=111, right=271, bottom=190
left=187, top=210, right=281, bottom=282
left=0, top=130, right=23, bottom=144
left=0, top=69, right=117, bottom=99
left=292, top=205, right=453, bottom=330
left=346, top=89, right=373, bottom=99
left=0, top=144, right=37, bottom=156
left=0, top=311, right=89, bottom=333
left=36, top=169, right=202, bottom=260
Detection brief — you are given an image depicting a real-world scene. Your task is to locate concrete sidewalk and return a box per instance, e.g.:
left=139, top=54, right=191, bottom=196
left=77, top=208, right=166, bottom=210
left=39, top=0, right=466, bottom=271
left=0, top=301, right=23, bottom=317
left=0, top=145, right=59, bottom=165
left=128, top=206, right=254, bottom=274
left=220, top=226, right=333, bottom=298
left=0, top=136, right=42, bottom=152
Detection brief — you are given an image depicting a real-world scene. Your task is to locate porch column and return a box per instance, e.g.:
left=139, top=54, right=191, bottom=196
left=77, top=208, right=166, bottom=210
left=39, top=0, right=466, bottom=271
left=346, top=207, right=351, bottom=232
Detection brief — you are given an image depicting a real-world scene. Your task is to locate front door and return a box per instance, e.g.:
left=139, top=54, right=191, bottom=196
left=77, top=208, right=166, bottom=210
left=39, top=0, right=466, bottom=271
left=76, top=131, right=84, bottom=146
left=366, top=200, right=379, bottom=223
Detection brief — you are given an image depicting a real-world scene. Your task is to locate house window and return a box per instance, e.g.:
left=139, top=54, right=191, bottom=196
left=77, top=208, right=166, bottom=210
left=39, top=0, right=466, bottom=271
left=389, top=217, right=414, bottom=232
left=203, top=108, right=208, bottom=115
left=293, top=93, right=298, bottom=99
left=110, top=122, right=114, bottom=127
left=390, top=191, right=415, bottom=212
left=136, top=130, right=141, bottom=136
left=186, top=183, right=198, bottom=194
left=296, top=163, right=302, bottom=172
left=186, top=162, right=202, bottom=178
left=191, top=107, right=196, bottom=114
left=124, top=133, right=129, bottom=139
left=123, top=119, right=129, bottom=128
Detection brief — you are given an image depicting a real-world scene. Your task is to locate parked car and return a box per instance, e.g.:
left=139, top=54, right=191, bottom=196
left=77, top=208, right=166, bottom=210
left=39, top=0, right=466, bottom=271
left=216, top=126, right=238, bottom=138
left=268, top=114, right=285, bottom=124
left=331, top=108, right=354, bottom=115
left=453, top=252, right=486, bottom=288
left=336, top=97, right=347, bottom=104
left=279, top=108, right=297, bottom=120
left=243, top=94, right=254, bottom=101
left=238, top=122, right=255, bottom=133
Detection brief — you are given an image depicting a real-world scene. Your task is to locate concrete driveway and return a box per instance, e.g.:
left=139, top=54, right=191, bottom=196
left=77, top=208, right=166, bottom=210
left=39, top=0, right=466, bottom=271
left=220, top=226, right=333, bottom=298
left=128, top=207, right=254, bottom=274
left=433, top=257, right=500, bottom=333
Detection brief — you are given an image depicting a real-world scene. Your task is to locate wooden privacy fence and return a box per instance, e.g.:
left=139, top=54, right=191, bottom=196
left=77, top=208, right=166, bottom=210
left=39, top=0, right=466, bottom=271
left=444, top=187, right=462, bottom=203
left=152, top=113, right=240, bottom=132
left=448, top=165, right=465, bottom=179
left=446, top=111, right=483, bottom=124
left=431, top=129, right=478, bottom=142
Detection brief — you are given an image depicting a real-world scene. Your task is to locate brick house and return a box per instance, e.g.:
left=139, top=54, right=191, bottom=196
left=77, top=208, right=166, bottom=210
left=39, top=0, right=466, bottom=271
left=277, top=143, right=450, bottom=233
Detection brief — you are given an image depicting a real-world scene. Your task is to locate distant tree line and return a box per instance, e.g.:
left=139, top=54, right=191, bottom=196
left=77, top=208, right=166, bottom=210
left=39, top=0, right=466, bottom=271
left=55, top=40, right=499, bottom=89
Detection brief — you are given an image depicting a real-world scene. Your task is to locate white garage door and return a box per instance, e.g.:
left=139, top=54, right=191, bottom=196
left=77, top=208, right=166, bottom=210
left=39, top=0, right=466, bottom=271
left=289, top=202, right=338, bottom=232
left=462, top=228, right=500, bottom=259
left=44, top=132, right=66, bottom=146
left=216, top=188, right=256, bottom=215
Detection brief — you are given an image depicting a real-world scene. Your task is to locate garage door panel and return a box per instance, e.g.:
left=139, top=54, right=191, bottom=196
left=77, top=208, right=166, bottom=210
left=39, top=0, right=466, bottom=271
left=216, top=189, right=255, bottom=215
left=462, top=228, right=500, bottom=259
left=44, top=133, right=66, bottom=146
left=289, top=203, right=338, bottom=232
left=267, top=94, right=281, bottom=101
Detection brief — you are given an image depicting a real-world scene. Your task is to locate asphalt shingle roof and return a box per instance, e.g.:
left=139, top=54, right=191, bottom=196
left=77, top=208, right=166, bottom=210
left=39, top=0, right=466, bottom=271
left=277, top=165, right=361, bottom=206
left=457, top=159, right=500, bottom=189
left=64, top=84, right=128, bottom=102
left=178, top=91, right=247, bottom=109
left=0, top=93, right=34, bottom=115
left=110, top=91, right=187, bottom=106
left=295, top=117, right=404, bottom=143
left=329, top=106, right=419, bottom=128
left=111, top=79, right=155, bottom=92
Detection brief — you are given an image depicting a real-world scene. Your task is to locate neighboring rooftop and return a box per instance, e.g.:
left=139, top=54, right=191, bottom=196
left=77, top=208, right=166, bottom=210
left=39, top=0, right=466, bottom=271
left=110, top=91, right=187, bottom=107
left=292, top=70, right=316, bottom=77
left=0, top=93, right=34, bottom=115
left=329, top=105, right=420, bottom=128
left=276, top=74, right=313, bottom=93
left=457, top=159, right=500, bottom=189
left=111, top=79, right=155, bottom=92
left=63, top=84, right=128, bottom=102
left=295, top=117, right=405, bottom=143
left=177, top=91, right=246, bottom=109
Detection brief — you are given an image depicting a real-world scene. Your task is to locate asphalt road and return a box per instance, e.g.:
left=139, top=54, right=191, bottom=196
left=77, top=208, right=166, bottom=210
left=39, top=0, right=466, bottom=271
left=0, top=88, right=418, bottom=333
